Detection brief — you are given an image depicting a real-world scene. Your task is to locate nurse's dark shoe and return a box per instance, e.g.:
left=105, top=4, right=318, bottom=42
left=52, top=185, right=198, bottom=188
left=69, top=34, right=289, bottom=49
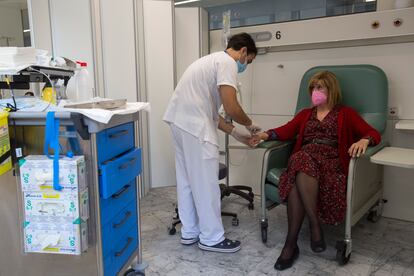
left=198, top=238, right=241, bottom=253
left=274, top=246, right=299, bottom=271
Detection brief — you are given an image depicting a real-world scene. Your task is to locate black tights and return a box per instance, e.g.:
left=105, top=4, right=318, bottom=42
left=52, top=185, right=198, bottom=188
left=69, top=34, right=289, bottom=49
left=279, top=172, right=321, bottom=259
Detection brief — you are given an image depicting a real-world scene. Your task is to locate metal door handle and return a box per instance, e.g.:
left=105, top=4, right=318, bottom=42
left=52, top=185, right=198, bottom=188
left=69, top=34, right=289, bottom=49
left=113, top=211, right=132, bottom=228
left=115, top=237, right=133, bottom=257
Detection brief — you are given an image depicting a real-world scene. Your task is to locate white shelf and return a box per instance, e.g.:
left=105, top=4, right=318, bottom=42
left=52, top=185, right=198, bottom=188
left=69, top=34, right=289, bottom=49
left=395, top=120, right=414, bottom=130
left=371, top=147, right=414, bottom=169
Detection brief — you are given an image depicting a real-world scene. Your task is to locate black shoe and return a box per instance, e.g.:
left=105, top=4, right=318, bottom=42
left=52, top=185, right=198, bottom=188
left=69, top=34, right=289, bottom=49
left=274, top=246, right=299, bottom=271
left=310, top=229, right=326, bottom=253
left=198, top=238, right=241, bottom=253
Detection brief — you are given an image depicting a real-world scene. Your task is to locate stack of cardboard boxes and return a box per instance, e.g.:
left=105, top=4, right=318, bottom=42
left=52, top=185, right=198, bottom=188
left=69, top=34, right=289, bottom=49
left=19, top=155, right=89, bottom=255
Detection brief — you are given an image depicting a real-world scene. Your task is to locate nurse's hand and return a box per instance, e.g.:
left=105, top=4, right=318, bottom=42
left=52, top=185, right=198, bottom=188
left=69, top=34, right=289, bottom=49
left=348, top=138, right=370, bottom=158
left=246, top=122, right=262, bottom=135
left=248, top=132, right=269, bottom=147
left=231, top=125, right=252, bottom=146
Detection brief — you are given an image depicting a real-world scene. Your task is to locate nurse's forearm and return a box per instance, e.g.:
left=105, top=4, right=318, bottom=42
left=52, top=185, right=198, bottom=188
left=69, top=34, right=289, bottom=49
left=219, top=85, right=252, bottom=126
left=218, top=116, right=235, bottom=134
left=225, top=104, right=252, bottom=126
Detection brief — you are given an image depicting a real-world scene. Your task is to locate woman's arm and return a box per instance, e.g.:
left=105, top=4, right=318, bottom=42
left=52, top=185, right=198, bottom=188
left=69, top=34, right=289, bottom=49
left=248, top=109, right=310, bottom=147
left=346, top=107, right=381, bottom=157
left=248, top=132, right=269, bottom=146
left=348, top=138, right=370, bottom=157
left=266, top=109, right=309, bottom=141
left=347, top=108, right=381, bottom=145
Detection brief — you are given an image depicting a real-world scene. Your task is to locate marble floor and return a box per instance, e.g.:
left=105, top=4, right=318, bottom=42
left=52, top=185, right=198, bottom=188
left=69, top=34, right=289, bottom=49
left=140, top=187, right=414, bottom=276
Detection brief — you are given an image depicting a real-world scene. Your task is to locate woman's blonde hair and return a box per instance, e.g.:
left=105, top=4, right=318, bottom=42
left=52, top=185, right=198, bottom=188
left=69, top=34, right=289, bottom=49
left=308, top=71, right=342, bottom=106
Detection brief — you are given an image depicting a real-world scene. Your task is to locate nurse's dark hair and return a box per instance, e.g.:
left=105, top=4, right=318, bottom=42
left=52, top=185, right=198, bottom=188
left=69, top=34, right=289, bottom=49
left=226, top=32, right=257, bottom=56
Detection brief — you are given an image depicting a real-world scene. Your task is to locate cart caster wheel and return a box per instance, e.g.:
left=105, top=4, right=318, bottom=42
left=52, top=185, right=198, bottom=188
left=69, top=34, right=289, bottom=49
left=124, top=268, right=145, bottom=276
left=261, top=222, right=268, bottom=243
left=232, top=217, right=239, bottom=226
left=336, top=241, right=351, bottom=265
left=248, top=203, right=254, bottom=210
left=168, top=227, right=176, bottom=235
left=367, top=210, right=380, bottom=223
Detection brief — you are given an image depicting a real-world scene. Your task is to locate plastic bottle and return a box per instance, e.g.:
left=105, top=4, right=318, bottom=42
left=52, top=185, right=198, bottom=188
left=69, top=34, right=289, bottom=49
left=65, top=71, right=77, bottom=101
left=76, top=61, right=93, bottom=101
left=65, top=61, right=93, bottom=102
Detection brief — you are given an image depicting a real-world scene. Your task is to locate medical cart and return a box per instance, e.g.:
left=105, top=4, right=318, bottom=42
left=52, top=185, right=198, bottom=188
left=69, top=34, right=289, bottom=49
left=0, top=67, right=146, bottom=276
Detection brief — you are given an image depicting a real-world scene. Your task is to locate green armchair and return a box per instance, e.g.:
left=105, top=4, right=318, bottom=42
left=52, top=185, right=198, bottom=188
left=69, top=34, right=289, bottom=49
left=258, top=64, right=388, bottom=265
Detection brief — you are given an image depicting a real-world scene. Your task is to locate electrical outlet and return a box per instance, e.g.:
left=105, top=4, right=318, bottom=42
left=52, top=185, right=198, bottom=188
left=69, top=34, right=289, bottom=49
left=389, top=107, right=398, bottom=117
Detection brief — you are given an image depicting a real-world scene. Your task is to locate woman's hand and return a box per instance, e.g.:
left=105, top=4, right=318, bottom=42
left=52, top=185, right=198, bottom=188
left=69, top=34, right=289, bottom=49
left=248, top=132, right=269, bottom=147
left=348, top=138, right=370, bottom=157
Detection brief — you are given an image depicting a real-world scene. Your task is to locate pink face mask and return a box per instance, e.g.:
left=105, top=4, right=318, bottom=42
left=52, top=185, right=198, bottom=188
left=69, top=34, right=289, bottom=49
left=311, top=89, right=327, bottom=106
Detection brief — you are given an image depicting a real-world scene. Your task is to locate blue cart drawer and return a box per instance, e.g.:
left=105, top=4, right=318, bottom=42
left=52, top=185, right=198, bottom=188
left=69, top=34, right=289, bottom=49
left=99, top=148, right=141, bottom=199
left=104, top=226, right=138, bottom=276
left=101, top=181, right=137, bottom=226
left=97, top=122, right=134, bottom=163
left=113, top=226, right=138, bottom=274
left=102, top=201, right=138, bottom=258
left=104, top=231, right=138, bottom=276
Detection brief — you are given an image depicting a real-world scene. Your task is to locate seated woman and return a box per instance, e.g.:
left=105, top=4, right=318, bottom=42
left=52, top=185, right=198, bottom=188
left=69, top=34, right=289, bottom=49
left=250, top=71, right=381, bottom=271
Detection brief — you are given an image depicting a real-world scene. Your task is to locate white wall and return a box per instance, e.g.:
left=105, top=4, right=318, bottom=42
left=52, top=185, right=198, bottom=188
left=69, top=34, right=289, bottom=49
left=49, top=0, right=95, bottom=88
left=100, top=0, right=137, bottom=100
left=0, top=5, right=24, bottom=47
left=175, top=7, right=201, bottom=81
left=143, top=0, right=176, bottom=188
left=174, top=7, right=209, bottom=82
left=29, top=0, right=52, bottom=52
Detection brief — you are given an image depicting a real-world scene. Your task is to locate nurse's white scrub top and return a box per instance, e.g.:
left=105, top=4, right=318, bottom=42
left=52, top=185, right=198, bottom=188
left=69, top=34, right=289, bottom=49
left=163, top=51, right=238, bottom=146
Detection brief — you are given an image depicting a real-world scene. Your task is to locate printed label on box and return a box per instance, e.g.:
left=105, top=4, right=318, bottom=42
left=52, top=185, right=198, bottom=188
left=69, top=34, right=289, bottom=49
left=23, top=188, right=89, bottom=222
left=24, top=221, right=88, bottom=255
left=19, top=155, right=86, bottom=192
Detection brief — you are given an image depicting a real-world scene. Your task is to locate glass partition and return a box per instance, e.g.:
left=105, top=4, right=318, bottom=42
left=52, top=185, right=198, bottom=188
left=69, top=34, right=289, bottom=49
left=175, top=0, right=377, bottom=30
left=0, top=0, right=31, bottom=46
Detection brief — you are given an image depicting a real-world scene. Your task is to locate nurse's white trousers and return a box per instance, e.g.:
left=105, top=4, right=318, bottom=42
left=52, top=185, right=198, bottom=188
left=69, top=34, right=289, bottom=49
left=170, top=124, right=225, bottom=246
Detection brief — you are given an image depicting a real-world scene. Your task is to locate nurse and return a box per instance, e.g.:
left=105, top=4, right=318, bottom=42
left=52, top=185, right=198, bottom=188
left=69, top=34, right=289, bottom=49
left=163, top=33, right=259, bottom=253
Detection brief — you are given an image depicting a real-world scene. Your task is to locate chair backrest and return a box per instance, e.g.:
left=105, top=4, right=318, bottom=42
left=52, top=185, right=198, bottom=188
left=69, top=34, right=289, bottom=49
left=295, top=65, right=388, bottom=134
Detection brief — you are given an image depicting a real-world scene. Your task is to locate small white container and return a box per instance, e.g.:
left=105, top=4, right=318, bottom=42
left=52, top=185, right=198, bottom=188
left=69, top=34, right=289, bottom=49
left=65, top=61, right=94, bottom=102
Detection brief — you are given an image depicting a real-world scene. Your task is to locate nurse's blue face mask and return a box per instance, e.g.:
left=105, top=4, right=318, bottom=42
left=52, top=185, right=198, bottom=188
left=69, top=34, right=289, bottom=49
left=236, top=60, right=247, bottom=73
left=236, top=50, right=248, bottom=73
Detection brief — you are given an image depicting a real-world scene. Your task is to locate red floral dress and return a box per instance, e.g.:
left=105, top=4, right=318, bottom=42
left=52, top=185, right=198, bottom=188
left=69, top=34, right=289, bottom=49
left=279, top=106, right=347, bottom=225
